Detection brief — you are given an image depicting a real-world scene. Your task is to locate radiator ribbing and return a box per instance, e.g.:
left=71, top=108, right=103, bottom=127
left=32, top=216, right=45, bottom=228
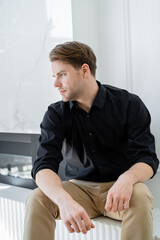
left=55, top=217, right=121, bottom=240
left=0, top=197, right=25, bottom=240
left=0, top=196, right=121, bottom=240
left=0, top=195, right=159, bottom=240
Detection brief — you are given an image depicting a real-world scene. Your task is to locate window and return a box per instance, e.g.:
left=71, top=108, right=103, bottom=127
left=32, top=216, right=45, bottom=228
left=0, top=0, right=73, bottom=133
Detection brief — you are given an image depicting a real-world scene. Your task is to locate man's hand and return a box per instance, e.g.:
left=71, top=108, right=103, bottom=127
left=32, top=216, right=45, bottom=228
left=59, top=199, right=95, bottom=234
left=105, top=173, right=134, bottom=212
left=105, top=163, right=154, bottom=212
left=36, top=169, right=95, bottom=234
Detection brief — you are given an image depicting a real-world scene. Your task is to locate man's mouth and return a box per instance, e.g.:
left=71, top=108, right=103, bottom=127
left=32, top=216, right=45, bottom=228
left=59, top=90, right=66, bottom=95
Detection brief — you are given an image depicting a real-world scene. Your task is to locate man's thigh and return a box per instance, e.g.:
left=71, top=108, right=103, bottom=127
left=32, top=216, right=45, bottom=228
left=62, top=180, right=115, bottom=219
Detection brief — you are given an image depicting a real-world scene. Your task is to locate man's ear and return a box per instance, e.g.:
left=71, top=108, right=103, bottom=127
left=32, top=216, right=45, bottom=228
left=81, top=63, right=90, bottom=77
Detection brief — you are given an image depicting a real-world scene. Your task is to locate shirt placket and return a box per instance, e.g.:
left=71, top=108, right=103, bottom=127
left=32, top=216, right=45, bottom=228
left=86, top=113, right=96, bottom=158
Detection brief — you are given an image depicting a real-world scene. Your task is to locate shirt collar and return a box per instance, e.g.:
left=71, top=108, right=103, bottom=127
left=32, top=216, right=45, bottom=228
left=92, top=81, right=106, bottom=109
left=69, top=81, right=106, bottom=110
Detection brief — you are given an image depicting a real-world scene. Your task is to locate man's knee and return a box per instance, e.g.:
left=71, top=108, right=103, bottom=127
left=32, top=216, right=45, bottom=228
left=26, top=188, right=56, bottom=214
left=26, top=188, right=47, bottom=206
left=130, top=183, right=153, bottom=211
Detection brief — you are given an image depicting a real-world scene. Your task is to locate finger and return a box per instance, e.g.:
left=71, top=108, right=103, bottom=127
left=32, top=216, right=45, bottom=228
left=91, top=222, right=95, bottom=229
left=105, top=194, right=113, bottom=212
left=76, top=219, right=87, bottom=234
left=83, top=219, right=95, bottom=231
left=117, top=200, right=124, bottom=212
left=111, top=199, right=119, bottom=212
left=70, top=219, right=81, bottom=233
left=123, top=200, right=129, bottom=210
left=79, top=214, right=93, bottom=233
left=65, top=221, right=75, bottom=233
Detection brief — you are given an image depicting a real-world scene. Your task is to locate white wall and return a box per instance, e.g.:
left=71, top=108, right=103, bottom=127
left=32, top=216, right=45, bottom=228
left=129, top=0, right=160, bottom=162
left=98, top=0, right=127, bottom=88
left=71, top=0, right=127, bottom=88
left=71, top=0, right=100, bottom=79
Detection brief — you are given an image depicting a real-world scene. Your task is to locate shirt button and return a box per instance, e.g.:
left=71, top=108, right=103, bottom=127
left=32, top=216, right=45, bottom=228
left=92, top=149, right=95, bottom=153
left=89, top=132, right=92, bottom=136
left=87, top=114, right=90, bottom=118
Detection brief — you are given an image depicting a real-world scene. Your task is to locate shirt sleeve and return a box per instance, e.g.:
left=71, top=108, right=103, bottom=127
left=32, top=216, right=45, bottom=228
left=31, top=105, right=65, bottom=179
left=127, top=94, right=159, bottom=176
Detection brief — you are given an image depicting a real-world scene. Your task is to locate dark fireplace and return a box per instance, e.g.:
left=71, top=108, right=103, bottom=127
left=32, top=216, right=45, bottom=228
left=0, top=133, right=39, bottom=189
left=0, top=133, right=67, bottom=189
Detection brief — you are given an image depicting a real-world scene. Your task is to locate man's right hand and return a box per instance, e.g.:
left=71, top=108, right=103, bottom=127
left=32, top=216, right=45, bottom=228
left=59, top=198, right=95, bottom=234
left=36, top=169, right=95, bottom=234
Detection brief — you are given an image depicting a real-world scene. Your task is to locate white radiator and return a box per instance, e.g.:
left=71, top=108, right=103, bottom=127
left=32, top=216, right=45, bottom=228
left=55, top=217, right=121, bottom=240
left=0, top=197, right=25, bottom=240
left=0, top=195, right=121, bottom=240
left=0, top=184, right=159, bottom=240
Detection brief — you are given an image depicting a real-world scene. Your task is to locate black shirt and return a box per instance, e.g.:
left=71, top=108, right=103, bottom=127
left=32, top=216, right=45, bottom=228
left=32, top=81, right=159, bottom=182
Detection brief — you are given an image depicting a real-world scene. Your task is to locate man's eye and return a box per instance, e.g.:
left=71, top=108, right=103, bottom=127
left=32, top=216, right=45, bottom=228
left=60, top=73, right=66, bottom=77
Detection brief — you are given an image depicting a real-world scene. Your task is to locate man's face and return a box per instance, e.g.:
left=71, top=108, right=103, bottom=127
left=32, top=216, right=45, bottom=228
left=51, top=60, right=84, bottom=102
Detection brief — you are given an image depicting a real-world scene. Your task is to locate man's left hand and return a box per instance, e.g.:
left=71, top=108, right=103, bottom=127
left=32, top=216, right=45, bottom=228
left=105, top=173, right=134, bottom=212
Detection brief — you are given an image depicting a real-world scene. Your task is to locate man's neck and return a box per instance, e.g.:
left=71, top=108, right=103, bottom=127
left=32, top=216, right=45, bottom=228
left=77, top=80, right=99, bottom=113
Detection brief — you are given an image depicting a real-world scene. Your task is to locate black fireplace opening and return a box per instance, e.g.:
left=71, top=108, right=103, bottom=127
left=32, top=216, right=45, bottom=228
left=0, top=133, right=39, bottom=189
left=0, top=133, right=67, bottom=189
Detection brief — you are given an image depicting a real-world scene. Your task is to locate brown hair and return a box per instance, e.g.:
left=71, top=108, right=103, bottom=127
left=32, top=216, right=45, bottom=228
left=49, top=41, right=97, bottom=77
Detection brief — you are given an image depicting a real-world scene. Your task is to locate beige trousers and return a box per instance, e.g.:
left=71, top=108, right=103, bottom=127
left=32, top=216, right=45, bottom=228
left=23, top=180, right=153, bottom=240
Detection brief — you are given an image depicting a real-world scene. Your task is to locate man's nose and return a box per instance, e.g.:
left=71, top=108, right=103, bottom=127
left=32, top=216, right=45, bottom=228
left=54, top=78, right=61, bottom=88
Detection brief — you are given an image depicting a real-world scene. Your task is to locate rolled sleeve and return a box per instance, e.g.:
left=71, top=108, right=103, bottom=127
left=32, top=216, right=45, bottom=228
left=127, top=95, right=159, bottom=176
left=31, top=105, right=65, bottom=179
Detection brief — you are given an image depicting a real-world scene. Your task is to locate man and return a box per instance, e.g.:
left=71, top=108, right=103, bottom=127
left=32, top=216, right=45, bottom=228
left=23, top=41, right=159, bottom=240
